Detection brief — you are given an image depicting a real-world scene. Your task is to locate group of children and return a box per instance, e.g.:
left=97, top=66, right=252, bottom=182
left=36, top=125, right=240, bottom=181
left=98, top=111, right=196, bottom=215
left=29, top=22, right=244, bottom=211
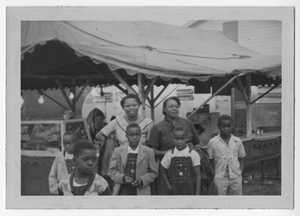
left=48, top=114, right=245, bottom=196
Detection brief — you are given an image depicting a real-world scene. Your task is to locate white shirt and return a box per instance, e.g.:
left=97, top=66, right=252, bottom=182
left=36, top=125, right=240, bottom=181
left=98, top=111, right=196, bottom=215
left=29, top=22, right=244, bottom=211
left=161, top=146, right=201, bottom=169
left=64, top=152, right=74, bottom=160
left=128, top=144, right=139, bottom=154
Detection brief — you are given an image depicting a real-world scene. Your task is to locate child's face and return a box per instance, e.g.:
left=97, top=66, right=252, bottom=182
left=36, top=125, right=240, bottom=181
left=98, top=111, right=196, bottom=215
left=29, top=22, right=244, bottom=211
left=74, top=149, right=97, bottom=174
left=126, top=127, right=141, bottom=149
left=218, top=120, right=233, bottom=136
left=63, top=135, right=74, bottom=154
left=172, top=130, right=188, bottom=151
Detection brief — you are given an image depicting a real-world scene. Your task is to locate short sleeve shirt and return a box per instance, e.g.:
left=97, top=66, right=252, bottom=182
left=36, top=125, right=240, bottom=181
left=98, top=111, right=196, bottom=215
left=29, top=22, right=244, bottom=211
left=207, top=134, right=246, bottom=179
left=148, top=117, right=200, bottom=151
left=161, top=146, right=201, bottom=169
left=101, top=115, right=153, bottom=146
left=58, top=173, right=109, bottom=195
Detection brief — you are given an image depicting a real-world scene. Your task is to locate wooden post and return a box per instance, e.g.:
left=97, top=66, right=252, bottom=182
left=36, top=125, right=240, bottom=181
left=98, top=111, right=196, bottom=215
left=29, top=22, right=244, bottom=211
left=231, top=87, right=235, bottom=125
left=71, top=78, right=76, bottom=115
left=55, top=79, right=73, bottom=112
left=138, top=73, right=146, bottom=117
left=150, top=88, right=155, bottom=122
left=110, top=69, right=136, bottom=94
left=246, top=74, right=252, bottom=137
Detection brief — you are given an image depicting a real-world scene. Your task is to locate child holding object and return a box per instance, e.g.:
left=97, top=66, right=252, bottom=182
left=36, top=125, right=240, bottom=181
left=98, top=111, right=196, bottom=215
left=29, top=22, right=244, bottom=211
left=160, top=126, right=201, bottom=195
left=58, top=140, right=110, bottom=195
left=207, top=115, right=246, bottom=195
left=108, top=123, right=157, bottom=195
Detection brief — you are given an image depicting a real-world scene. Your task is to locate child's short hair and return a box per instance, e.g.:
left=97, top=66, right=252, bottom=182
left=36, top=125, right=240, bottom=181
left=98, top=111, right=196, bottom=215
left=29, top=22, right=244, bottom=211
left=218, top=115, right=233, bottom=124
left=172, top=125, right=188, bottom=136
left=73, top=140, right=96, bottom=158
left=126, top=123, right=141, bottom=133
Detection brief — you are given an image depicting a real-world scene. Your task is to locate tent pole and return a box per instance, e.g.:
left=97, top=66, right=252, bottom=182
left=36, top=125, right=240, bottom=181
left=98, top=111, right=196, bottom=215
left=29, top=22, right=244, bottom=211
left=187, top=74, right=240, bottom=119
left=138, top=73, right=146, bottom=117
left=55, top=79, right=73, bottom=112
left=246, top=74, right=252, bottom=137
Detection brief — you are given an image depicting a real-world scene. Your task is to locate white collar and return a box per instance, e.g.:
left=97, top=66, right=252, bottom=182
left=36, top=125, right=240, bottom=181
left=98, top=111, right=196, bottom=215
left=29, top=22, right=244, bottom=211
left=172, top=146, right=189, bottom=156
left=128, top=144, right=139, bottom=154
left=64, top=152, right=74, bottom=160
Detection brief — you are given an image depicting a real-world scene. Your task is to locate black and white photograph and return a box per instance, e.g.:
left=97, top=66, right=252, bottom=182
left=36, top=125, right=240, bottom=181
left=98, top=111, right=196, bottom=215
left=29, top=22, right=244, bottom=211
left=4, top=2, right=297, bottom=213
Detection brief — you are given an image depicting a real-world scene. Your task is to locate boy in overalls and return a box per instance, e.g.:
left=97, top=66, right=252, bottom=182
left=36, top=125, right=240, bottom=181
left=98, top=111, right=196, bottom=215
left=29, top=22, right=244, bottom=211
left=108, top=123, right=157, bottom=195
left=160, top=126, right=201, bottom=195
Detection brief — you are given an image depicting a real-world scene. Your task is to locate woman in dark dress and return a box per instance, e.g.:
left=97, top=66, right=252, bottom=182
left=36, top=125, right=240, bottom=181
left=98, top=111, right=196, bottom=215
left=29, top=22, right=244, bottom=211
left=148, top=96, right=200, bottom=195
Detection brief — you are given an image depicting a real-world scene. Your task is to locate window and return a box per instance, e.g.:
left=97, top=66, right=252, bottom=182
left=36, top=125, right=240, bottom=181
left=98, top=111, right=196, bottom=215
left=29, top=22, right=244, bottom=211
left=93, top=92, right=113, bottom=103
left=176, top=88, right=194, bottom=100
left=256, top=86, right=281, bottom=104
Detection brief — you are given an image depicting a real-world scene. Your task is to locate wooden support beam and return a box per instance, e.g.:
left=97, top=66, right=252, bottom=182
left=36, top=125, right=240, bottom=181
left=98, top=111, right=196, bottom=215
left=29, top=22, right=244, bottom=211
left=138, top=73, right=146, bottom=117
left=74, top=79, right=91, bottom=104
left=250, top=84, right=279, bottom=105
left=187, top=74, right=241, bottom=119
left=41, top=91, right=69, bottom=110
left=144, top=77, right=157, bottom=98
left=109, top=69, right=136, bottom=94
left=231, top=87, right=235, bottom=123
left=150, top=88, right=155, bottom=121
left=77, top=57, right=129, bottom=95
left=155, top=84, right=181, bottom=108
left=154, top=79, right=172, bottom=103
left=236, top=77, right=249, bottom=103
left=246, top=74, right=252, bottom=137
left=55, top=79, right=73, bottom=112
left=71, top=78, right=76, bottom=114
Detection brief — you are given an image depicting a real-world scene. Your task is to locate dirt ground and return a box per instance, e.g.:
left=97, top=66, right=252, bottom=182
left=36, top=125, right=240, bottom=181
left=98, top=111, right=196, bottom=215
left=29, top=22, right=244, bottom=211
left=242, top=176, right=281, bottom=195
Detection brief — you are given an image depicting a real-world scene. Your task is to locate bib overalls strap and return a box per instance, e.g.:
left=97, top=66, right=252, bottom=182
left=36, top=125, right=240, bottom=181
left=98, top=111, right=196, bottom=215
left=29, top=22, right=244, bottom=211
left=168, top=149, right=195, bottom=195
left=119, top=153, right=138, bottom=195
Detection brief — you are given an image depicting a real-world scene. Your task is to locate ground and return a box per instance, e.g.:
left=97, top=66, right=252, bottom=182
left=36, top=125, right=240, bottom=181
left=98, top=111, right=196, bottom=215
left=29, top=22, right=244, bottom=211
left=242, top=175, right=281, bottom=195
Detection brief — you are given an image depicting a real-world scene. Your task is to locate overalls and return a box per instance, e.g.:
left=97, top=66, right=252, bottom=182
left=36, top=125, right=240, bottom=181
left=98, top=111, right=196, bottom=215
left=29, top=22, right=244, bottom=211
left=119, top=153, right=138, bottom=195
left=168, top=149, right=195, bottom=195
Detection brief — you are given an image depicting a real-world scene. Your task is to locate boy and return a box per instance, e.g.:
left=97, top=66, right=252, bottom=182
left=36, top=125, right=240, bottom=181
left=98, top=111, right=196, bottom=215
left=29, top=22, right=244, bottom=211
left=207, top=115, right=246, bottom=195
left=108, top=123, right=157, bottom=195
left=48, top=131, right=80, bottom=194
left=160, top=126, right=201, bottom=195
left=58, top=140, right=110, bottom=195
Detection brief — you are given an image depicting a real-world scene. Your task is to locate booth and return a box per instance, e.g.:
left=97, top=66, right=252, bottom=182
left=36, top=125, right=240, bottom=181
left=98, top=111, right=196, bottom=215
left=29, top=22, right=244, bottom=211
left=21, top=21, right=282, bottom=194
left=21, top=119, right=91, bottom=195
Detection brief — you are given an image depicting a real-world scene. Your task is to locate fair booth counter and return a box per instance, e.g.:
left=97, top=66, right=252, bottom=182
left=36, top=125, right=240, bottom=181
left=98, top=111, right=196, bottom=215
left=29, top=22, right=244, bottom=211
left=21, top=118, right=92, bottom=195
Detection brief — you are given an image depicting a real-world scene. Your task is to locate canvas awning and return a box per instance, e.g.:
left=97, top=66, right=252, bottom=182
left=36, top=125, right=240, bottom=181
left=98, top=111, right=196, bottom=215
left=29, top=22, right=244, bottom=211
left=21, top=21, right=281, bottom=91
